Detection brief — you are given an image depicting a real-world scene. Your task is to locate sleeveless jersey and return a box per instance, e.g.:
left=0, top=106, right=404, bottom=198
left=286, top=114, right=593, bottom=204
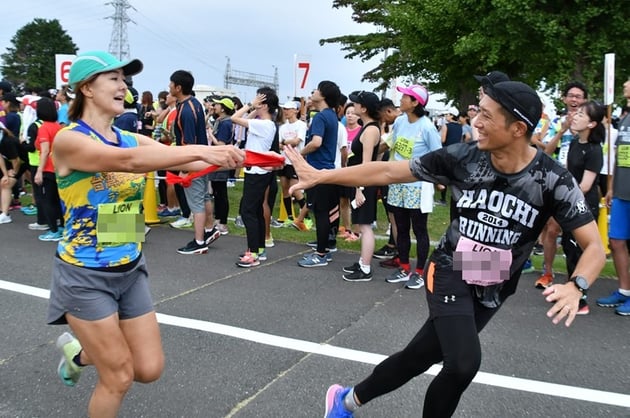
left=55, top=121, right=145, bottom=268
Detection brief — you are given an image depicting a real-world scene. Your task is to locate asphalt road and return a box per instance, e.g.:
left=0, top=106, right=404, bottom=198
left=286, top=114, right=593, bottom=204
left=1, top=213, right=629, bottom=418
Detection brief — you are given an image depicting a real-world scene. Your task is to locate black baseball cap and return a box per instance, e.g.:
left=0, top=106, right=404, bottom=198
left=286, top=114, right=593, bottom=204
left=349, top=90, right=380, bottom=113
left=474, top=71, right=510, bottom=87
left=483, top=81, right=542, bottom=132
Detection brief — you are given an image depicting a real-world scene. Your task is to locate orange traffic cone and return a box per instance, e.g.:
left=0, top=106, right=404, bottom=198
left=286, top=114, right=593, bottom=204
left=144, top=172, right=161, bottom=225
left=598, top=197, right=610, bottom=255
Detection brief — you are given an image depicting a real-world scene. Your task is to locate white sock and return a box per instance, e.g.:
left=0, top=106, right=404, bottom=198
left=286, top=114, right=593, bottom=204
left=619, top=288, right=630, bottom=297
left=359, top=258, right=371, bottom=274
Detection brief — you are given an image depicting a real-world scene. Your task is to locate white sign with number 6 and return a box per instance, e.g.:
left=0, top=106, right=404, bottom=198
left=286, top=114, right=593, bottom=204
left=55, top=54, right=76, bottom=89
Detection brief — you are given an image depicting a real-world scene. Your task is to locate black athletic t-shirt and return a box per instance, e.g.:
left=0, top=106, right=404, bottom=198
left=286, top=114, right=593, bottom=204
left=566, top=139, right=602, bottom=213
left=409, top=142, right=594, bottom=300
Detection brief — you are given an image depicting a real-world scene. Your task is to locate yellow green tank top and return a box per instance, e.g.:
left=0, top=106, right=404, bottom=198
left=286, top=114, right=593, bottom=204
left=56, top=120, right=145, bottom=268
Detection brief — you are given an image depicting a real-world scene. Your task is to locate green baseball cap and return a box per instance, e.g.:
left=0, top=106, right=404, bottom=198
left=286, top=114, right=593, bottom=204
left=212, top=97, right=235, bottom=110
left=68, top=50, right=143, bottom=89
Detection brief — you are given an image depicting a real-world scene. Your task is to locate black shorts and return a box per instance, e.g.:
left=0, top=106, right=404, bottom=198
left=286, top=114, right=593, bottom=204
left=425, top=255, right=504, bottom=319
left=278, top=164, right=298, bottom=180
left=351, top=186, right=378, bottom=224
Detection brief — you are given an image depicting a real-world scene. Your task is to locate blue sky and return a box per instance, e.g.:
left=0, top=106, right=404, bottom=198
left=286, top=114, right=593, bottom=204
left=3, top=0, right=384, bottom=101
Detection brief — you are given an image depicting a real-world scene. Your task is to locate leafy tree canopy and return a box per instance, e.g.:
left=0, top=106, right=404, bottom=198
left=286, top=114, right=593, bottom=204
left=322, top=0, right=629, bottom=109
left=1, top=18, right=77, bottom=92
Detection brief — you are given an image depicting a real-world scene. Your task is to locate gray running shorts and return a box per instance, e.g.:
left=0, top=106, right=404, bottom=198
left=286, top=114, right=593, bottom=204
left=47, top=255, right=154, bottom=325
left=183, top=174, right=212, bottom=213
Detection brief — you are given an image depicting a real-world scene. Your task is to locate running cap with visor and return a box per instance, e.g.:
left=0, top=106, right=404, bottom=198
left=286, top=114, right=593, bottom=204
left=483, top=81, right=542, bottom=132
left=348, top=90, right=380, bottom=113
left=396, top=84, right=429, bottom=107
left=212, top=97, right=235, bottom=110
left=68, top=50, right=143, bottom=90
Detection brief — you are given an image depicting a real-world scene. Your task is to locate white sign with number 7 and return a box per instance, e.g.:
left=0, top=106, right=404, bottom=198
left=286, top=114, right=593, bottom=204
left=294, top=54, right=311, bottom=97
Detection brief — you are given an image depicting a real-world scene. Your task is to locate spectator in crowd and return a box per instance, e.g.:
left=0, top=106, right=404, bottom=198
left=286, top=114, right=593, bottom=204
left=466, top=104, right=479, bottom=141
left=597, top=77, right=630, bottom=316
left=231, top=88, right=279, bottom=267
left=373, top=99, right=401, bottom=266
left=56, top=85, right=73, bottom=125
left=278, top=99, right=308, bottom=224
left=561, top=100, right=605, bottom=314
left=536, top=81, right=588, bottom=289
left=0, top=131, right=22, bottom=224
left=208, top=97, right=235, bottom=235
left=438, top=107, right=463, bottom=205
left=138, top=90, right=156, bottom=137
left=0, top=80, right=13, bottom=125
left=169, top=70, right=221, bottom=254
left=297, top=81, right=341, bottom=268
left=383, top=85, right=441, bottom=290
left=340, top=91, right=382, bottom=282
left=33, top=97, right=64, bottom=241
left=339, top=102, right=361, bottom=240
left=113, top=86, right=139, bottom=132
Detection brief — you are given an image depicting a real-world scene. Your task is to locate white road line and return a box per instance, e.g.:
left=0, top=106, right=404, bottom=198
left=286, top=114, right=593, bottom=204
left=2, top=279, right=629, bottom=408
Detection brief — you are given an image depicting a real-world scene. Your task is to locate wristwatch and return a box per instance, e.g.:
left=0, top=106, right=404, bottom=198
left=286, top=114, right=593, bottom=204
left=569, top=276, right=589, bottom=295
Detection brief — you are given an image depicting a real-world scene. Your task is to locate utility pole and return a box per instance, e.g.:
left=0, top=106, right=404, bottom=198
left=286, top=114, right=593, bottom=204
left=105, top=0, right=136, bottom=61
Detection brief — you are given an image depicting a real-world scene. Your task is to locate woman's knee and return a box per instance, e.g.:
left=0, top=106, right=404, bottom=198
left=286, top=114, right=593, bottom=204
left=98, top=357, right=135, bottom=394
left=134, top=353, right=165, bottom=383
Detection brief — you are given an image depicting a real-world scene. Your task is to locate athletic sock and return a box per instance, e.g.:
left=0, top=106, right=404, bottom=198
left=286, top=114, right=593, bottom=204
left=195, top=239, right=205, bottom=245
left=359, top=258, right=371, bottom=274
left=343, top=387, right=361, bottom=412
left=400, top=263, right=411, bottom=272
left=619, top=288, right=630, bottom=297
left=283, top=197, right=292, bottom=216
left=72, top=351, right=85, bottom=367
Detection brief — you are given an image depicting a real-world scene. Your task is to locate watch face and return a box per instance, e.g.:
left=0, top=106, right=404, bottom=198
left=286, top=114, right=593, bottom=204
left=575, top=276, right=589, bottom=290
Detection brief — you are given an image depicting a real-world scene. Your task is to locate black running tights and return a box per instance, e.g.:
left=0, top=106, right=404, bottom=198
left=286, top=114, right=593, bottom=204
left=354, top=312, right=494, bottom=417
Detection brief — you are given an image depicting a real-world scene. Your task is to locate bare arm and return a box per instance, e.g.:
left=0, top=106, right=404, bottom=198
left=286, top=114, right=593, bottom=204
left=578, top=170, right=598, bottom=194
left=285, top=145, right=415, bottom=194
left=542, top=220, right=605, bottom=326
left=35, top=141, right=50, bottom=185
left=231, top=93, right=265, bottom=128
left=0, top=155, right=8, bottom=178
left=301, top=134, right=322, bottom=155
left=544, top=117, right=571, bottom=155
left=440, top=125, right=447, bottom=144
left=53, top=130, right=244, bottom=177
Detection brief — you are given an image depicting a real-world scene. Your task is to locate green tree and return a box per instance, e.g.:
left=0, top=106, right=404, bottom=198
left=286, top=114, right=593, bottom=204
left=323, top=0, right=630, bottom=108
left=1, top=18, right=77, bottom=91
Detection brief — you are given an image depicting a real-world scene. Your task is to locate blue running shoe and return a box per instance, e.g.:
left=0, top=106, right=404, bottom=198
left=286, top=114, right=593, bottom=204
left=325, top=384, right=353, bottom=418
left=521, top=259, right=535, bottom=274
left=596, top=290, right=630, bottom=308
left=298, top=252, right=329, bottom=268
left=615, top=299, right=630, bottom=316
